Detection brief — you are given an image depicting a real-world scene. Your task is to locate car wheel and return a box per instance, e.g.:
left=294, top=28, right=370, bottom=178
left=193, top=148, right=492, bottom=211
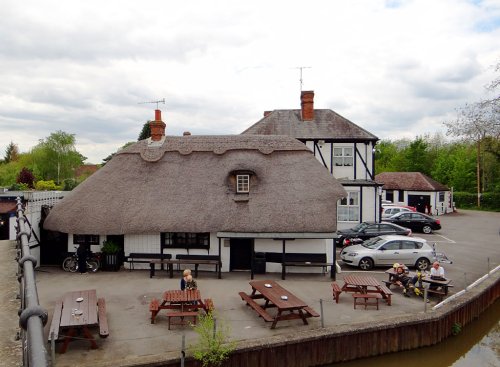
left=416, top=257, right=430, bottom=270
left=359, top=257, right=374, bottom=271
left=422, top=225, right=432, bottom=234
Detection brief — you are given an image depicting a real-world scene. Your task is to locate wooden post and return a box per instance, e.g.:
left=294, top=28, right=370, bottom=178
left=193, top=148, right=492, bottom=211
left=281, top=240, right=286, bottom=280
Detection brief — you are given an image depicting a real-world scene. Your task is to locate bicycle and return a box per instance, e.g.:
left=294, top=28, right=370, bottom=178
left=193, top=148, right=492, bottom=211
left=62, top=246, right=100, bottom=272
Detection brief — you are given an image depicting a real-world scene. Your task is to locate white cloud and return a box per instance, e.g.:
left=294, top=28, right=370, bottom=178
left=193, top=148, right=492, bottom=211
left=0, top=0, right=499, bottom=163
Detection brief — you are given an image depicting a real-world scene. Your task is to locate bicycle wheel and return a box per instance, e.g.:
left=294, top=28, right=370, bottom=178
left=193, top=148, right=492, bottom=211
left=87, top=260, right=99, bottom=272
left=62, top=257, right=78, bottom=272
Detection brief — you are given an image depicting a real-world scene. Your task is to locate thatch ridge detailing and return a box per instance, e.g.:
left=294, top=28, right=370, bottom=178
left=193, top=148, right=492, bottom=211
left=120, top=135, right=310, bottom=162
left=44, top=135, right=346, bottom=235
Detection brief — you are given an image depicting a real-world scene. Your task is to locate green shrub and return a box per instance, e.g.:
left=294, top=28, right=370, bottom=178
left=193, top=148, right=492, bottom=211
left=9, top=182, right=29, bottom=191
left=101, top=240, right=120, bottom=254
left=35, top=180, right=63, bottom=191
left=190, top=312, right=235, bottom=367
left=453, top=192, right=500, bottom=211
left=63, top=178, right=78, bottom=191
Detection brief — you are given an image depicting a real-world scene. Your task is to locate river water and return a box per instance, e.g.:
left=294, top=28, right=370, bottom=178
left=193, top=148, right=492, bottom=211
left=327, top=300, right=499, bottom=367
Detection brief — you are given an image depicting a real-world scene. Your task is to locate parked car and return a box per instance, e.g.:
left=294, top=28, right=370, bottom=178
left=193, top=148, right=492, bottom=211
left=385, top=212, right=441, bottom=234
left=381, top=206, right=414, bottom=219
left=337, top=222, right=411, bottom=247
left=340, top=235, right=436, bottom=271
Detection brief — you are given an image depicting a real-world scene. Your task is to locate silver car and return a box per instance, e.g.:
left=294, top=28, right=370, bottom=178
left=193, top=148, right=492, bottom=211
left=340, top=235, right=436, bottom=271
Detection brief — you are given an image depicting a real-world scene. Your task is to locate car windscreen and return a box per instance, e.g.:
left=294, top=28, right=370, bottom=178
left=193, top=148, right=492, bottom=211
left=352, top=222, right=369, bottom=232
left=362, top=237, right=385, bottom=249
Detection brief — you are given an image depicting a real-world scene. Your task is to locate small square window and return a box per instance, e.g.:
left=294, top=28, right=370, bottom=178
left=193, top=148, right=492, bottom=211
left=236, top=175, right=249, bottom=193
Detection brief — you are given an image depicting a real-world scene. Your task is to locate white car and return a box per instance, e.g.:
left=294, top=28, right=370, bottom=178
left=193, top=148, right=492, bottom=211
left=381, top=206, right=413, bottom=219
left=340, top=235, right=436, bottom=271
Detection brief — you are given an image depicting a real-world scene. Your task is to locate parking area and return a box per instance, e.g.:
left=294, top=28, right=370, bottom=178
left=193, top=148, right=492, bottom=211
left=338, top=210, right=500, bottom=292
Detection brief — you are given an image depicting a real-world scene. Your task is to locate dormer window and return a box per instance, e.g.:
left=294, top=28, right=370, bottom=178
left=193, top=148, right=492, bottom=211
left=236, top=174, right=250, bottom=193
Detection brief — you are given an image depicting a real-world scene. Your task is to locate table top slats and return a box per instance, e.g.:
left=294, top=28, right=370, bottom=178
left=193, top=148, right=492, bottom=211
left=249, top=280, right=307, bottom=310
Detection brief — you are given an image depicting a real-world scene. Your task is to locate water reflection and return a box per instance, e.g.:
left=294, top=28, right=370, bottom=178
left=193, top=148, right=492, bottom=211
left=328, top=300, right=499, bottom=367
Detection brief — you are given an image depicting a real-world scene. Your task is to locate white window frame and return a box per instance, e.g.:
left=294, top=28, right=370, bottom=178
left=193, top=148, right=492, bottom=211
left=333, top=147, right=354, bottom=167
left=236, top=174, right=250, bottom=193
left=337, top=191, right=360, bottom=222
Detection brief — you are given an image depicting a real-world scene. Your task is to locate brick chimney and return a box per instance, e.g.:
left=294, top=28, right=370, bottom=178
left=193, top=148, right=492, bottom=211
left=263, top=111, right=272, bottom=117
left=300, top=90, right=314, bottom=121
left=149, top=109, right=166, bottom=141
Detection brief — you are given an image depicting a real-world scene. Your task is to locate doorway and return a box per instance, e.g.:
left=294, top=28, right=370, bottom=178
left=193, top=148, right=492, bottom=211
left=408, top=194, right=431, bottom=213
left=229, top=238, right=253, bottom=271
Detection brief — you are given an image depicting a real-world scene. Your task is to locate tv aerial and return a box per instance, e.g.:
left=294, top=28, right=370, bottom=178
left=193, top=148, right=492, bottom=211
left=295, top=66, right=312, bottom=92
left=138, top=98, right=165, bottom=109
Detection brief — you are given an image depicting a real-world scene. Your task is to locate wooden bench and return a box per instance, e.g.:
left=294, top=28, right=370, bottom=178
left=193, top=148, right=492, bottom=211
left=331, top=281, right=342, bottom=303
left=303, top=306, right=320, bottom=318
left=204, top=298, right=214, bottom=313
left=167, top=311, right=198, bottom=330
left=238, top=292, right=274, bottom=322
left=149, top=298, right=160, bottom=323
left=149, top=256, right=220, bottom=278
left=378, top=285, right=393, bottom=306
left=48, top=300, right=63, bottom=342
left=126, top=253, right=171, bottom=270
left=353, top=293, right=382, bottom=310
left=265, top=252, right=333, bottom=276
left=97, top=298, right=109, bottom=338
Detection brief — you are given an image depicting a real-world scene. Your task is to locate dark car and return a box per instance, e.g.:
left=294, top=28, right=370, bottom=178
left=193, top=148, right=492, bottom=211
left=337, top=222, right=412, bottom=247
left=385, top=212, right=441, bottom=234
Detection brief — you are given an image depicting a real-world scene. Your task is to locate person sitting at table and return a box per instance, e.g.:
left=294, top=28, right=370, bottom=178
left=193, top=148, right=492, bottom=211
left=180, top=269, right=191, bottom=291
left=429, top=262, right=446, bottom=290
left=185, top=274, right=197, bottom=290
left=392, top=264, right=413, bottom=297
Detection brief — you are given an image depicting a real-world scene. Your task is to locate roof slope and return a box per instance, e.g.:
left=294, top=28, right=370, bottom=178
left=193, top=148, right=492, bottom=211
left=44, top=135, right=347, bottom=235
left=375, top=172, right=449, bottom=191
left=242, top=110, right=378, bottom=141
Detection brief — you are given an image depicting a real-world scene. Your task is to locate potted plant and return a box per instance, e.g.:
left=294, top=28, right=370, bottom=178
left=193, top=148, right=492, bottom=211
left=101, top=240, right=121, bottom=271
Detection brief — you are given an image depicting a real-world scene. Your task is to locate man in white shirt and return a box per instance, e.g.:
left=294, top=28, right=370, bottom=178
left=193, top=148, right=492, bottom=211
left=430, top=261, right=445, bottom=279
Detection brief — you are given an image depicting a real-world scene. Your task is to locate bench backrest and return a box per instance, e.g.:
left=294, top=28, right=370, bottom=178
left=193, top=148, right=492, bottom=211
left=265, top=252, right=327, bottom=263
left=175, top=254, right=219, bottom=261
left=127, top=253, right=172, bottom=260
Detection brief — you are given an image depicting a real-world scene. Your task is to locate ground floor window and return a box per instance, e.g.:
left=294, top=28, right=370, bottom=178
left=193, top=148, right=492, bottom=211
left=161, top=232, right=210, bottom=249
left=439, top=192, right=445, bottom=202
left=338, top=192, right=359, bottom=222
left=73, top=234, right=99, bottom=246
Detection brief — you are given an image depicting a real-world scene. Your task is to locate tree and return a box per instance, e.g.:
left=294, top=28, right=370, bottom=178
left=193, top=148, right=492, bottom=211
left=31, top=131, right=86, bottom=184
left=4, top=141, right=19, bottom=163
left=138, top=121, right=151, bottom=140
left=402, top=137, right=430, bottom=175
left=16, top=167, right=35, bottom=189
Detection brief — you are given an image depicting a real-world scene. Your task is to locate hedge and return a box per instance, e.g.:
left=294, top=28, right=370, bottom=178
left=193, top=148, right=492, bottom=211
left=453, top=192, right=500, bottom=211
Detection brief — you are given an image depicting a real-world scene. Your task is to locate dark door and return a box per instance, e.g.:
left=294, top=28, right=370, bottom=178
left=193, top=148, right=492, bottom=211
left=40, top=205, right=68, bottom=265
left=229, top=238, right=253, bottom=271
left=0, top=214, right=10, bottom=240
left=408, top=194, right=430, bottom=213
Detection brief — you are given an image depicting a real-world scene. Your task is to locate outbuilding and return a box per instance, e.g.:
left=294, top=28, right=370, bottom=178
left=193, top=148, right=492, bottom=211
left=375, top=172, right=453, bottom=215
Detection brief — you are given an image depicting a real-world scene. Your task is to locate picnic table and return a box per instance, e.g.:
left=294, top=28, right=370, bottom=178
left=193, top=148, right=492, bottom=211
left=239, top=280, right=319, bottom=329
left=384, top=268, right=453, bottom=301
left=48, top=289, right=108, bottom=353
left=341, top=275, right=390, bottom=309
left=149, top=290, right=212, bottom=329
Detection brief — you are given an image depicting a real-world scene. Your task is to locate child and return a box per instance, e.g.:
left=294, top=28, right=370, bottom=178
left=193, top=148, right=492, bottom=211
left=180, top=269, right=191, bottom=290
left=185, top=274, right=197, bottom=291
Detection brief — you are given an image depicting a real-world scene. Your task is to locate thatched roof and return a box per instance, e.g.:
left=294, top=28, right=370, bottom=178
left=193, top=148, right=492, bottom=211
left=44, top=135, right=346, bottom=235
left=242, top=110, right=378, bottom=141
left=375, top=172, right=449, bottom=191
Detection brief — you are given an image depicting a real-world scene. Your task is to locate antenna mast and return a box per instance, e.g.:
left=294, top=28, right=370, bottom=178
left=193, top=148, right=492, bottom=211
left=295, top=66, right=311, bottom=93
left=138, top=98, right=166, bottom=110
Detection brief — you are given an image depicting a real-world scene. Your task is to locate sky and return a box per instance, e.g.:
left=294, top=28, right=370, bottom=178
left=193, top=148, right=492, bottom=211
left=1, top=0, right=499, bottom=164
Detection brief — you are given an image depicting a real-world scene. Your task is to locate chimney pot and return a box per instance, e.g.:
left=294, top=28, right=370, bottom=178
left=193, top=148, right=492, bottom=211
left=300, top=90, right=315, bottom=121
left=263, top=111, right=272, bottom=117
left=149, top=109, right=166, bottom=141
left=183, top=131, right=191, bottom=136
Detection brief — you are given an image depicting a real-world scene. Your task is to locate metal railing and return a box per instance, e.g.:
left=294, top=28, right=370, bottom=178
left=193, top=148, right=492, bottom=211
left=15, top=197, right=49, bottom=367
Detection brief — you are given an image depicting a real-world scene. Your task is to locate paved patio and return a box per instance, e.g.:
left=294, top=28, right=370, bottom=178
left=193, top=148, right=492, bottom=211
left=2, top=209, right=499, bottom=367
